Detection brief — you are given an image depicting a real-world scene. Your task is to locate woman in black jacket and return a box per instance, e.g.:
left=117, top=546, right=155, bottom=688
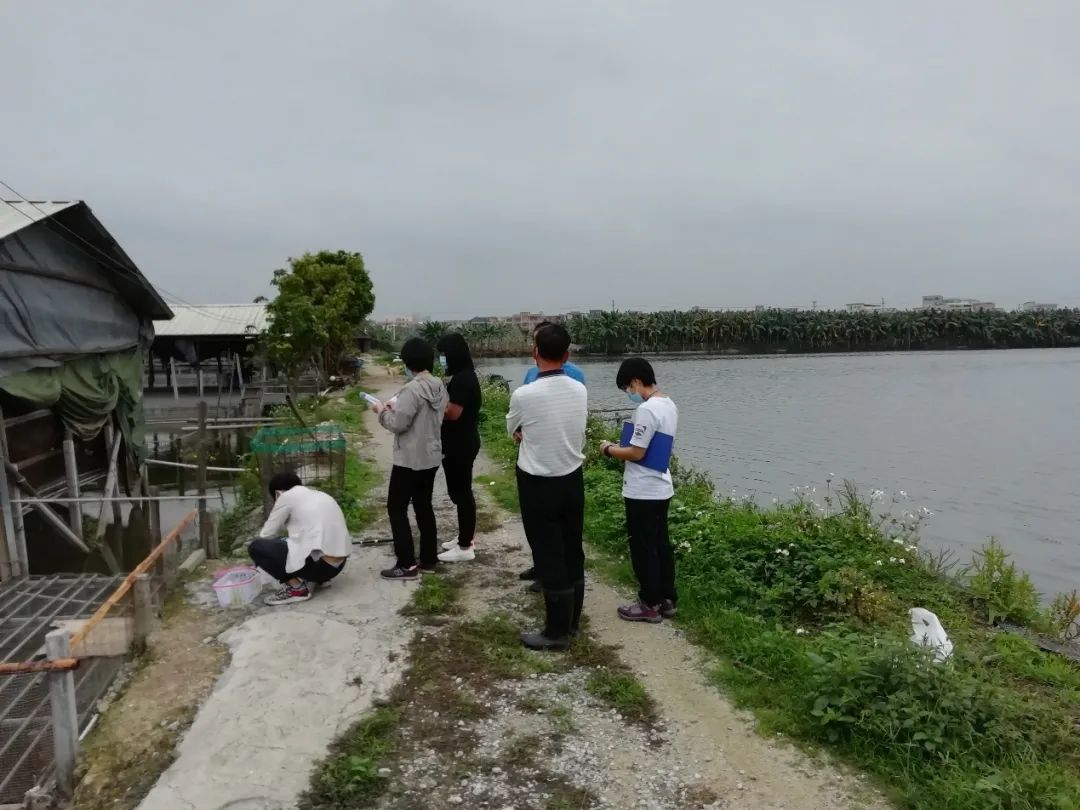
left=436, top=333, right=483, bottom=562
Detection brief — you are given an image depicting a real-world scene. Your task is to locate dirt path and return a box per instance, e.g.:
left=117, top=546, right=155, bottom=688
left=348, top=372, right=886, bottom=810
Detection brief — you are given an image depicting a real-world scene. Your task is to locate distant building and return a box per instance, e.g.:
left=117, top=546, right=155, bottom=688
left=920, top=295, right=999, bottom=312
left=466, top=315, right=506, bottom=326
left=846, top=302, right=896, bottom=313
left=508, top=311, right=549, bottom=331
left=1021, top=301, right=1058, bottom=313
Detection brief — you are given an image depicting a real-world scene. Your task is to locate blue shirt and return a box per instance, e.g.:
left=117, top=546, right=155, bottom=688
left=524, top=362, right=586, bottom=386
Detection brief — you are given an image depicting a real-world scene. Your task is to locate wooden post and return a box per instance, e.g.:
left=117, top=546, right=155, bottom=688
left=133, top=573, right=153, bottom=652
left=170, top=357, right=179, bottom=401
left=46, top=629, right=79, bottom=798
left=175, top=435, right=185, bottom=496
left=235, top=352, right=246, bottom=400
left=104, top=423, right=123, bottom=527
left=196, top=401, right=212, bottom=557
left=0, top=405, right=27, bottom=577
left=62, top=430, right=83, bottom=539
left=198, top=368, right=204, bottom=399
left=96, top=425, right=123, bottom=542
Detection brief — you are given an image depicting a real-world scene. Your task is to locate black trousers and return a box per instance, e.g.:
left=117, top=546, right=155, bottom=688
left=517, top=466, right=585, bottom=593
left=442, top=447, right=478, bottom=547
left=388, top=465, right=439, bottom=568
left=624, top=497, right=676, bottom=607
left=248, top=538, right=345, bottom=585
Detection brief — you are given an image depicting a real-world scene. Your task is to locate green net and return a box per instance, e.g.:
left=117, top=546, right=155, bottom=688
left=250, top=424, right=347, bottom=455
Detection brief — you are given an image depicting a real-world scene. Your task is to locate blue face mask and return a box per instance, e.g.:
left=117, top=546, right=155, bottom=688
left=627, top=391, right=644, bottom=404
left=439, top=356, right=447, bottom=370
left=404, top=368, right=414, bottom=380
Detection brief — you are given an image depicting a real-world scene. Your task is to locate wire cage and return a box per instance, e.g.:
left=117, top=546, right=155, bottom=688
left=250, top=424, right=347, bottom=514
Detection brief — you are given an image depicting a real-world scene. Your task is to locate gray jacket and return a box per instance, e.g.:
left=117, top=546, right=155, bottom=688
left=377, top=373, right=449, bottom=470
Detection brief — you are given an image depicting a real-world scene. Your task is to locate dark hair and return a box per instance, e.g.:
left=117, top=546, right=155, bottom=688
left=436, top=333, right=474, bottom=376
left=400, top=337, right=435, bottom=373
left=534, top=323, right=571, bottom=362
left=532, top=320, right=554, bottom=334
left=616, top=357, right=657, bottom=390
left=268, top=470, right=301, bottom=498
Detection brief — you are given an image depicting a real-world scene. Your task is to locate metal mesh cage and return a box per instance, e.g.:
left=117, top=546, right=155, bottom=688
left=250, top=424, right=347, bottom=513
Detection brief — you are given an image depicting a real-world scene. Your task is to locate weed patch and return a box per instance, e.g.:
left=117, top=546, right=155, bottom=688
left=400, top=574, right=461, bottom=618
left=585, top=668, right=655, bottom=725
left=476, top=383, right=1080, bottom=809
left=303, top=708, right=397, bottom=809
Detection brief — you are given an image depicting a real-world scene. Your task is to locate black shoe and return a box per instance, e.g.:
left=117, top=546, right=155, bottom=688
left=570, top=583, right=585, bottom=636
left=419, top=562, right=440, bottom=574
left=518, top=566, right=536, bottom=581
left=521, top=592, right=572, bottom=651
left=529, top=580, right=543, bottom=593
left=660, top=599, right=677, bottom=619
left=381, top=565, right=419, bottom=581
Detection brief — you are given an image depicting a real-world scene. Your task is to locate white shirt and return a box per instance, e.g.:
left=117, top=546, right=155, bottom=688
left=623, top=395, right=678, bottom=500
left=258, top=485, right=351, bottom=574
left=506, top=372, right=587, bottom=477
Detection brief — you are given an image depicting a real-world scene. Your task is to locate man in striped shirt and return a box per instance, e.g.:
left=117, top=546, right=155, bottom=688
left=506, top=323, right=588, bottom=651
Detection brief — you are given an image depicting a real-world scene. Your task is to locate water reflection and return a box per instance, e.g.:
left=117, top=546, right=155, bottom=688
left=481, top=350, right=1080, bottom=599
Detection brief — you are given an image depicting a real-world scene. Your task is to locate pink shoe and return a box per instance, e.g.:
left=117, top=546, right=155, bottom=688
left=617, top=601, right=662, bottom=624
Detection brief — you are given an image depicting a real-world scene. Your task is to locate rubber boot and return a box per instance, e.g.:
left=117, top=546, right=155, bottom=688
left=569, top=583, right=585, bottom=636
left=521, top=591, right=572, bottom=651
left=518, top=566, right=536, bottom=581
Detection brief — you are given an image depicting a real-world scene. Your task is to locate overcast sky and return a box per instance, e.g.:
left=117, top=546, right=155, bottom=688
left=5, top=1, right=1080, bottom=318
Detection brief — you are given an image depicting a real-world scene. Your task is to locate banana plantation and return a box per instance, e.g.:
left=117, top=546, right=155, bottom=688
left=564, top=307, right=1080, bottom=355
left=412, top=308, right=1080, bottom=356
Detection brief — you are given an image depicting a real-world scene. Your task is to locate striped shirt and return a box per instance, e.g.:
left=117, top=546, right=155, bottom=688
left=506, top=371, right=587, bottom=477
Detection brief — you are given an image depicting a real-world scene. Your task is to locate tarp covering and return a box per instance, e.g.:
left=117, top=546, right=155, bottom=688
left=0, top=349, right=148, bottom=460
left=0, top=216, right=152, bottom=377
left=0, top=206, right=167, bottom=462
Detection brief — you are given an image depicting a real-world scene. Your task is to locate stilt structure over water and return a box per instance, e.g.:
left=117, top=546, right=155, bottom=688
left=0, top=198, right=173, bottom=582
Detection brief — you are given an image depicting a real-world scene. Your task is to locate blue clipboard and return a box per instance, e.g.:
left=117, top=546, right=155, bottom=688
left=619, top=421, right=674, bottom=473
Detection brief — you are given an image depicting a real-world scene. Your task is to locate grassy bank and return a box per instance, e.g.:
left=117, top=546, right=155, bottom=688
left=479, top=384, right=1080, bottom=810
left=218, top=389, right=381, bottom=554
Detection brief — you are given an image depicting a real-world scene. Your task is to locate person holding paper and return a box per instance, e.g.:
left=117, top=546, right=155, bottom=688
left=599, top=358, right=679, bottom=624
left=436, top=333, right=482, bottom=563
left=371, top=338, right=449, bottom=580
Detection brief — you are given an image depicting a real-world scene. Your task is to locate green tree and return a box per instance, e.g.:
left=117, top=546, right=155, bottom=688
left=264, top=250, right=375, bottom=381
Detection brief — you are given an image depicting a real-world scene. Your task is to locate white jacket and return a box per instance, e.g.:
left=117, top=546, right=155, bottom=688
left=258, top=486, right=350, bottom=574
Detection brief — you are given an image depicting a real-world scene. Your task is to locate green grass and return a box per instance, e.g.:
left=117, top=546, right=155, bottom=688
left=477, top=382, right=1080, bottom=810
left=584, top=668, right=655, bottom=723
left=302, top=707, right=397, bottom=809
left=401, top=574, right=461, bottom=617
left=452, top=612, right=558, bottom=679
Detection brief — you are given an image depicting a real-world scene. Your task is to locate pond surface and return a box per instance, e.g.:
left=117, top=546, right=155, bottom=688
left=480, top=349, right=1080, bottom=600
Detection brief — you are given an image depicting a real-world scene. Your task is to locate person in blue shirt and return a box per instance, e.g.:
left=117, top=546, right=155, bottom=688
left=523, top=322, right=586, bottom=386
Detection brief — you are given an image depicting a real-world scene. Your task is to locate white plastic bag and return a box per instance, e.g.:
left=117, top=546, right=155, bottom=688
left=909, top=607, right=953, bottom=663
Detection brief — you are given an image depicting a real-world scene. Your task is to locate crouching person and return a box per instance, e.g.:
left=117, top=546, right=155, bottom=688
left=248, top=471, right=350, bottom=606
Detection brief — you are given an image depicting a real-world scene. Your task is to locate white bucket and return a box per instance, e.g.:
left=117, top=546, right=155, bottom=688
left=211, top=566, right=261, bottom=608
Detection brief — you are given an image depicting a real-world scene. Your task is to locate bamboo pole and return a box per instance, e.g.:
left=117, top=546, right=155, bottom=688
left=70, top=509, right=196, bottom=650
left=62, top=430, right=83, bottom=539
left=196, top=402, right=211, bottom=557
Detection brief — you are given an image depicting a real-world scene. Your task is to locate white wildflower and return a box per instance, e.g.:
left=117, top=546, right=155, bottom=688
left=893, top=538, right=905, bottom=546
left=889, top=557, right=898, bottom=563
left=875, top=560, right=884, bottom=566
left=795, top=628, right=807, bottom=636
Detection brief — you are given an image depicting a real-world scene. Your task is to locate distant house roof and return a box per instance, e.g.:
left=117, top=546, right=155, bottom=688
left=0, top=199, right=172, bottom=320
left=154, top=304, right=268, bottom=338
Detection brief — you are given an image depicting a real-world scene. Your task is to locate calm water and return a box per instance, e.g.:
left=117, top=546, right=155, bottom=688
left=480, top=350, right=1080, bottom=600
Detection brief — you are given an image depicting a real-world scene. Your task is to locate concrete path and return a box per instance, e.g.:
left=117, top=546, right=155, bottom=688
left=139, top=380, right=425, bottom=810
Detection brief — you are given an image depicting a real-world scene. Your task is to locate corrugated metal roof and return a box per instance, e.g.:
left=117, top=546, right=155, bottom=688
left=153, top=304, right=268, bottom=337
left=0, top=200, right=79, bottom=240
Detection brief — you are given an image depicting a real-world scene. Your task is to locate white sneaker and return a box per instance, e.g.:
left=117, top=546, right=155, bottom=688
left=441, top=538, right=458, bottom=551
left=438, top=545, right=476, bottom=563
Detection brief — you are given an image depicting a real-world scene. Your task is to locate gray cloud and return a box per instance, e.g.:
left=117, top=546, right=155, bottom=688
left=5, top=0, right=1079, bottom=317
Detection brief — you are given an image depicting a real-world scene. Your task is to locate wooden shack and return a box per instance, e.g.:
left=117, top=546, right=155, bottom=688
left=0, top=200, right=172, bottom=582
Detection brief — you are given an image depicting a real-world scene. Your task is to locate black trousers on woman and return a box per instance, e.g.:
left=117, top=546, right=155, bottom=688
left=442, top=446, right=478, bottom=548
left=387, top=465, right=439, bottom=568
left=624, top=497, right=676, bottom=607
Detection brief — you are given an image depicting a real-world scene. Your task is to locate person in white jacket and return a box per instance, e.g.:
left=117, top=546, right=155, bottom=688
left=248, top=472, right=351, bottom=606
